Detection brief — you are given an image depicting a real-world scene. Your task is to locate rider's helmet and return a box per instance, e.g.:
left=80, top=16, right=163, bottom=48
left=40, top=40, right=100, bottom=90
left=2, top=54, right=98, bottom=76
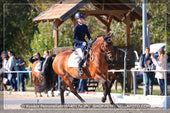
left=75, top=12, right=84, bottom=19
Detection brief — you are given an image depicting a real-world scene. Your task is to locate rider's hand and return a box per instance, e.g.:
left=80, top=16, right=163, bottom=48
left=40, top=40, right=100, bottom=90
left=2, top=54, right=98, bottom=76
left=82, top=42, right=86, bottom=46
left=89, top=38, right=93, bottom=44
left=33, top=53, right=37, bottom=57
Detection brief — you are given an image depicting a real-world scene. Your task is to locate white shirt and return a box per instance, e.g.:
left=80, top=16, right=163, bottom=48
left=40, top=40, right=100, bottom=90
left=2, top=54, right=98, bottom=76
left=3, top=59, right=8, bottom=71
left=152, top=56, right=167, bottom=79
left=6, top=56, right=16, bottom=71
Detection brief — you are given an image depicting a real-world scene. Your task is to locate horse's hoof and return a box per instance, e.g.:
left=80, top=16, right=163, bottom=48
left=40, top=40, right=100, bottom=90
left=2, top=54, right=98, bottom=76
left=111, top=103, right=118, bottom=108
left=101, top=97, right=106, bottom=103
left=47, top=95, right=49, bottom=97
left=81, top=100, right=86, bottom=103
left=52, top=94, right=55, bottom=97
left=40, top=95, right=42, bottom=97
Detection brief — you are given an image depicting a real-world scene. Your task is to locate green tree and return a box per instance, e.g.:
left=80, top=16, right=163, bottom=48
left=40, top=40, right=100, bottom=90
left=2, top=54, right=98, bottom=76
left=30, top=22, right=54, bottom=55
left=1, top=0, right=39, bottom=64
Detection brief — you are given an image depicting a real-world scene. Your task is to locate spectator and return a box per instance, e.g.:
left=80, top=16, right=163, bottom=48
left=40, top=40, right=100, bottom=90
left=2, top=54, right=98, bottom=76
left=0, top=51, right=8, bottom=91
left=141, top=47, right=155, bottom=95
left=43, top=50, right=50, bottom=58
left=0, top=55, right=2, bottom=69
left=16, top=57, right=26, bottom=91
left=151, top=48, right=167, bottom=96
left=77, top=79, right=87, bottom=93
left=29, top=52, right=45, bottom=72
left=29, top=52, right=42, bottom=64
left=6, top=51, right=17, bottom=92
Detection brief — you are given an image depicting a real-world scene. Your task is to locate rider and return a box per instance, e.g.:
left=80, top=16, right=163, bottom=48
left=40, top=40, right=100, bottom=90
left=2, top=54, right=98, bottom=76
left=40, top=50, right=50, bottom=75
left=29, top=53, right=45, bottom=72
left=73, top=12, right=93, bottom=76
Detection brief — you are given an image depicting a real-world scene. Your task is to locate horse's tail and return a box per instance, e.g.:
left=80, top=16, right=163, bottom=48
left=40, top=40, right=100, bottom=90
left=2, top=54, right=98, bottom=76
left=36, top=54, right=56, bottom=92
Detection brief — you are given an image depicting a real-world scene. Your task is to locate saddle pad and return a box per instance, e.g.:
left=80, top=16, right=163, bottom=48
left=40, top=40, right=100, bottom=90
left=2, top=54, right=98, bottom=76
left=34, top=62, right=41, bottom=72
left=68, top=52, right=80, bottom=67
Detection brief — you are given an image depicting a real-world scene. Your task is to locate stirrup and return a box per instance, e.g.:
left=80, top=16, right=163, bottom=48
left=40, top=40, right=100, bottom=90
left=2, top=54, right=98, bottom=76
left=78, top=68, right=83, bottom=76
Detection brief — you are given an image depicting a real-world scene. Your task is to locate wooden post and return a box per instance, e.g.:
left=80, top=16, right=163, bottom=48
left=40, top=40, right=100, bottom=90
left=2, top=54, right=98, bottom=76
left=70, top=15, right=77, bottom=27
left=54, top=20, right=59, bottom=48
left=106, top=16, right=113, bottom=33
left=125, top=12, right=131, bottom=46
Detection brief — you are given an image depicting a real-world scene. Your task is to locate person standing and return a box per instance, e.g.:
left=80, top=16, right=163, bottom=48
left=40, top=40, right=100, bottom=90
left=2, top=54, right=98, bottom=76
left=151, top=48, right=167, bottom=96
left=16, top=57, right=26, bottom=91
left=29, top=52, right=43, bottom=64
left=0, top=51, right=8, bottom=91
left=141, top=47, right=155, bottom=95
left=6, top=51, right=17, bottom=91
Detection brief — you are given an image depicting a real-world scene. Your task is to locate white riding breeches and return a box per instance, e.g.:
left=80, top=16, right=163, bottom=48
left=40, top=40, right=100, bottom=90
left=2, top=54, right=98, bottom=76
left=76, top=48, right=84, bottom=60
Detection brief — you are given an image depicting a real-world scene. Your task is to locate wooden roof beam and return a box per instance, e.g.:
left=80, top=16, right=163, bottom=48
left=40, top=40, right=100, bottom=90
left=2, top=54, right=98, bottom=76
left=94, top=15, right=107, bottom=26
left=79, top=10, right=129, bottom=15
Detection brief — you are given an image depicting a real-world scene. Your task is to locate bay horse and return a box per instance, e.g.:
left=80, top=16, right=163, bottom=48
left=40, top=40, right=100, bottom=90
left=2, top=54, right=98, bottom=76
left=32, top=61, right=55, bottom=97
left=37, top=34, right=118, bottom=108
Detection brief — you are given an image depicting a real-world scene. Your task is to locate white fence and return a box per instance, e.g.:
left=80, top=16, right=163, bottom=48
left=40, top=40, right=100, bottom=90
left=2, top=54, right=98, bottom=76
left=2, top=70, right=170, bottom=96
left=3, top=71, right=32, bottom=91
left=108, top=69, right=170, bottom=96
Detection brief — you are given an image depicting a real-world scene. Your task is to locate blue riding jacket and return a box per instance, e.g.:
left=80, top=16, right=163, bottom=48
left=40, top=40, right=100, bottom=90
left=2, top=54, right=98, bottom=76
left=73, top=23, right=91, bottom=48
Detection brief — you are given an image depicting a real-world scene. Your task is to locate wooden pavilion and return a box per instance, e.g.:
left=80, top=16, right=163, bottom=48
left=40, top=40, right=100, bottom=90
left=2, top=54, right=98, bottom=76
left=34, top=0, right=151, bottom=50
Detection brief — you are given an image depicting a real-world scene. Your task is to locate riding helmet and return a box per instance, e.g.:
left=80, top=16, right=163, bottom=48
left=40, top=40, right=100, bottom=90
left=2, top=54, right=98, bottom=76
left=75, top=12, right=84, bottom=19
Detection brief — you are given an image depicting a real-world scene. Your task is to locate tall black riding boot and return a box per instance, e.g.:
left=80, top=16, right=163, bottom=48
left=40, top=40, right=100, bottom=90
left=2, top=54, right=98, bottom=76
left=78, top=59, right=84, bottom=76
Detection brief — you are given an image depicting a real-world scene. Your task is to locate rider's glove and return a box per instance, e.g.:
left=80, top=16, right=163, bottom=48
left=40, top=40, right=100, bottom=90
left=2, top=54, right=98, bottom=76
left=89, top=38, right=93, bottom=44
left=82, top=42, right=86, bottom=46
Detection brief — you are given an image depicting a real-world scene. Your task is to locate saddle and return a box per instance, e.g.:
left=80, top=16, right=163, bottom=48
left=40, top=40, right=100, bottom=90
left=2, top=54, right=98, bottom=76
left=34, top=59, right=45, bottom=72
left=68, top=46, right=89, bottom=68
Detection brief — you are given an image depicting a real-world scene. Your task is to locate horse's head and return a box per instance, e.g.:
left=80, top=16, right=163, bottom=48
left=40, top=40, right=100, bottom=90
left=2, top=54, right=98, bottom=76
left=101, top=33, right=113, bottom=62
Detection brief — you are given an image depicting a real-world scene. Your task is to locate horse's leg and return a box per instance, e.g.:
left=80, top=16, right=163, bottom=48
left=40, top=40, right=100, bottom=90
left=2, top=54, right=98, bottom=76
left=51, top=74, right=56, bottom=97
left=118, top=73, right=123, bottom=90
left=39, top=92, right=42, bottom=97
left=60, top=75, right=85, bottom=103
left=32, top=75, right=38, bottom=97
left=46, top=90, right=49, bottom=97
left=126, top=72, right=132, bottom=93
left=101, top=72, right=115, bottom=103
left=102, top=81, right=118, bottom=108
left=60, top=79, right=67, bottom=105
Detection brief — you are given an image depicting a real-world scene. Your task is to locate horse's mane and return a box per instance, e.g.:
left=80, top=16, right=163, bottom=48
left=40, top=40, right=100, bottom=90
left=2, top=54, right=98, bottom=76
left=90, top=33, right=113, bottom=47
left=90, top=35, right=104, bottom=47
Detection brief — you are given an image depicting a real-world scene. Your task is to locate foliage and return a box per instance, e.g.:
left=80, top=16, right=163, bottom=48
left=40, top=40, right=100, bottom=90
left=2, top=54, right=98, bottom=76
left=0, top=0, right=39, bottom=64
left=30, top=22, right=54, bottom=56
left=0, top=0, right=168, bottom=66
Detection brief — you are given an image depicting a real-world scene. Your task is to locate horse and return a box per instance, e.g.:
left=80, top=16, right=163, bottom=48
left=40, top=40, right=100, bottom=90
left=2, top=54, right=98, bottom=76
left=31, top=61, right=56, bottom=97
left=37, top=33, right=118, bottom=108
left=0, top=68, right=8, bottom=91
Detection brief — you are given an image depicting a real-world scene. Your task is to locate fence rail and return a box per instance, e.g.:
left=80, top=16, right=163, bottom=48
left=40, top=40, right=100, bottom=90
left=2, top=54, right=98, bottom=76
left=3, top=71, right=32, bottom=91
left=108, top=69, right=170, bottom=96
left=2, top=70, right=170, bottom=96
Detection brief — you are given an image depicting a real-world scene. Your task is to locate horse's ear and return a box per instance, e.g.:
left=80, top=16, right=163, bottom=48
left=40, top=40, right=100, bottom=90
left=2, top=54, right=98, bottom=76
left=106, top=33, right=113, bottom=38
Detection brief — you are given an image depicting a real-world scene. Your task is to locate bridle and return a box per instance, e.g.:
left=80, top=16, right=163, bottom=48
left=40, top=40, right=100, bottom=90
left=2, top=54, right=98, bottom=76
left=88, top=35, right=113, bottom=62
left=102, top=36, right=113, bottom=55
